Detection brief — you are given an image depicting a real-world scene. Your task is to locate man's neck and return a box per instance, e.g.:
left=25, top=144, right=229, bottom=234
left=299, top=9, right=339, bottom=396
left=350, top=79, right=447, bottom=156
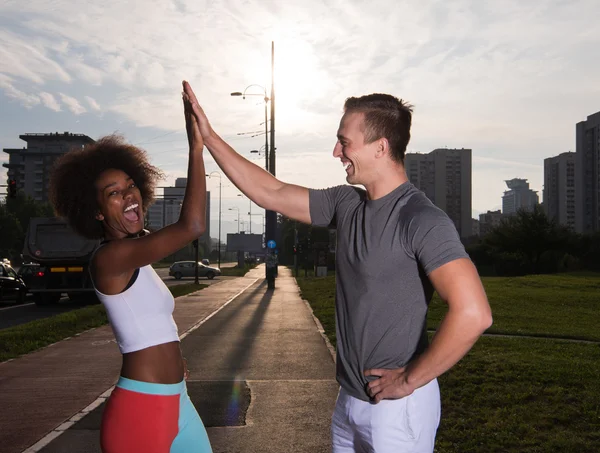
left=364, top=165, right=409, bottom=200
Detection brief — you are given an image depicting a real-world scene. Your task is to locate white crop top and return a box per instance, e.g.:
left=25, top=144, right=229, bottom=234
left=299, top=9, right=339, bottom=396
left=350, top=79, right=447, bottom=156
left=93, top=265, right=180, bottom=354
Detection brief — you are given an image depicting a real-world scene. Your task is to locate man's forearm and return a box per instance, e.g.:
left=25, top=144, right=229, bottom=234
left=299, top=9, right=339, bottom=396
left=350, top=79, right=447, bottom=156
left=204, top=132, right=282, bottom=209
left=406, top=305, right=491, bottom=389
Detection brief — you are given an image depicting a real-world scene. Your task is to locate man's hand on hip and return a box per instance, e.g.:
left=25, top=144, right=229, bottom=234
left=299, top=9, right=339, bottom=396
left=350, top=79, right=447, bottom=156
left=363, top=367, right=417, bottom=403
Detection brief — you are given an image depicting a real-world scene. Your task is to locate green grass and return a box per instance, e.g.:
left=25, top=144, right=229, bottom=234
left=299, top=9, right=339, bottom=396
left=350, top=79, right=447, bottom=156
left=0, top=283, right=207, bottom=363
left=169, top=283, right=207, bottom=298
left=434, top=337, right=600, bottom=453
left=220, top=263, right=258, bottom=277
left=428, top=273, right=600, bottom=341
left=295, top=272, right=600, bottom=453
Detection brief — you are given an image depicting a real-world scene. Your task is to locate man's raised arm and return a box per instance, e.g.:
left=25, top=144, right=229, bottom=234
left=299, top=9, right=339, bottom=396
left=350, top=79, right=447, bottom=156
left=185, top=82, right=311, bottom=224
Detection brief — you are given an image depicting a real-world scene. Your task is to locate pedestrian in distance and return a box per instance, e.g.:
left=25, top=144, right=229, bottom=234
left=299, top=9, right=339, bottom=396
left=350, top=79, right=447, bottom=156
left=180, top=81, right=493, bottom=453
left=49, top=81, right=213, bottom=453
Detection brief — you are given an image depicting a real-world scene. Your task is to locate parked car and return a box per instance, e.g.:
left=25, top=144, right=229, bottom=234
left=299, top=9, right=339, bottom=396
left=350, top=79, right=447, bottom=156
left=0, top=262, right=27, bottom=304
left=17, top=263, right=42, bottom=289
left=169, top=261, right=221, bottom=280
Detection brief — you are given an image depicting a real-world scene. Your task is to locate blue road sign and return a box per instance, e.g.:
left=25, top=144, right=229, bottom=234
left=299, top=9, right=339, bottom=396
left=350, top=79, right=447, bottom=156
left=267, top=240, right=276, bottom=249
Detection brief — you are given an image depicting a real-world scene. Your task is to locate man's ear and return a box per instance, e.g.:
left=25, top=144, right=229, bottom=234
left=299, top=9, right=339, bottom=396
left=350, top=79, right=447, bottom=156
left=376, top=138, right=390, bottom=158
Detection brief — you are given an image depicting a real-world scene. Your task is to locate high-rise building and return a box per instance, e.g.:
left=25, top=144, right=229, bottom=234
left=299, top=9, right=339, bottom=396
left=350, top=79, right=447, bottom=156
left=575, top=111, right=600, bottom=234
left=2, top=132, right=95, bottom=202
left=471, top=218, right=480, bottom=237
left=543, top=152, right=576, bottom=230
left=479, top=210, right=504, bottom=236
left=404, top=148, right=472, bottom=238
left=147, top=178, right=211, bottom=246
left=502, top=178, right=539, bottom=215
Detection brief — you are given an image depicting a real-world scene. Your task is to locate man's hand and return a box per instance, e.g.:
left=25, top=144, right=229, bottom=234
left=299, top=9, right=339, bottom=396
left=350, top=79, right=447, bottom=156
left=364, top=367, right=417, bottom=403
left=182, top=81, right=204, bottom=152
left=182, top=81, right=214, bottom=141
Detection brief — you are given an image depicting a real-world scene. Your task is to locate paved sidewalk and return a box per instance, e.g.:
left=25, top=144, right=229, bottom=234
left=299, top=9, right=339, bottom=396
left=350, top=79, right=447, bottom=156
left=1, top=265, right=339, bottom=453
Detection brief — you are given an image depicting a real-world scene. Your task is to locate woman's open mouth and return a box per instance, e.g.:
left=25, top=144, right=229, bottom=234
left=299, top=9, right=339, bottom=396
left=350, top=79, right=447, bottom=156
left=123, top=203, right=140, bottom=223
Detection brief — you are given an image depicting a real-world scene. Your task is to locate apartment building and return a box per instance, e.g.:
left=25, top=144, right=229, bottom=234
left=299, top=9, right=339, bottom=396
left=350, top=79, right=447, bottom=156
left=405, top=148, right=472, bottom=238
left=3, top=132, right=95, bottom=202
left=544, top=152, right=576, bottom=230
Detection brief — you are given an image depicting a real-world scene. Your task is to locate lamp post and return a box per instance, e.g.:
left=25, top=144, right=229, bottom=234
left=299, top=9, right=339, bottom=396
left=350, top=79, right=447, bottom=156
left=231, top=41, right=277, bottom=288
left=206, top=171, right=222, bottom=268
left=237, top=194, right=252, bottom=233
left=229, top=207, right=240, bottom=233
left=231, top=84, right=269, bottom=172
left=250, top=145, right=266, bottom=166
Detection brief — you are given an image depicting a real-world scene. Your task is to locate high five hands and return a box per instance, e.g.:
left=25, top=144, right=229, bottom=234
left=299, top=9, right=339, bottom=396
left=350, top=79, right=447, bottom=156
left=182, top=81, right=214, bottom=146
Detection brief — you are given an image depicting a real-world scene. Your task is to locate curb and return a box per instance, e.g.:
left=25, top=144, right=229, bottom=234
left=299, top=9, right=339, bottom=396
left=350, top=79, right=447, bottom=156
left=295, top=282, right=336, bottom=362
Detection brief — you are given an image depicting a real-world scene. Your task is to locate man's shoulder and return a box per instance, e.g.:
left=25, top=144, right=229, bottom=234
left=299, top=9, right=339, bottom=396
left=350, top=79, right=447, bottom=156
left=400, top=189, right=455, bottom=230
left=402, top=187, right=440, bottom=214
left=310, top=184, right=365, bottom=201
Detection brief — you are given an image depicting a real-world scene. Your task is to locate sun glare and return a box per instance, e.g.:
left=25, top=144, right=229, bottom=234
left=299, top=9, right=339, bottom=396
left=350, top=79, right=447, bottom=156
left=237, top=35, right=328, bottom=134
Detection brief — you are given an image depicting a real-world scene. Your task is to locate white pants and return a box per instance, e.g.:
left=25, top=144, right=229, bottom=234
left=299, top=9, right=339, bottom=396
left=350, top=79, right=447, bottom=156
left=331, top=379, right=441, bottom=453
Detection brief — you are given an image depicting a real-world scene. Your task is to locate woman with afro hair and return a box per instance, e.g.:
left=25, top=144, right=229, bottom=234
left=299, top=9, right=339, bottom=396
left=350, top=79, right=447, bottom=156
left=49, top=81, right=212, bottom=453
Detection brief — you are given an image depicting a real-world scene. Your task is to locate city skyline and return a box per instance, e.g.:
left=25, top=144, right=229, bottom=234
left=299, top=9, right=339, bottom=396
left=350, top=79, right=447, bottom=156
left=1, top=0, right=599, bottom=240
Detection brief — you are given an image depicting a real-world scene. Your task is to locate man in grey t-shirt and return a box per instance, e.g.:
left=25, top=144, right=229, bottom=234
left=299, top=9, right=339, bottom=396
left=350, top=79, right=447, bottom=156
left=185, top=83, right=492, bottom=453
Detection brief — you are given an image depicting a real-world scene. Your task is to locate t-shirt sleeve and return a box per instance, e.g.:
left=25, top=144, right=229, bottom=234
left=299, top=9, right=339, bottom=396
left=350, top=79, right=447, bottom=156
left=407, top=205, right=470, bottom=275
left=309, top=185, right=354, bottom=227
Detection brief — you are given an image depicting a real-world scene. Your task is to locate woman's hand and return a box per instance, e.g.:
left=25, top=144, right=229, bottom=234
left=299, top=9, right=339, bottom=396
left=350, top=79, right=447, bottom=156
left=182, top=81, right=204, bottom=152
left=183, top=358, right=190, bottom=381
left=182, top=81, right=214, bottom=142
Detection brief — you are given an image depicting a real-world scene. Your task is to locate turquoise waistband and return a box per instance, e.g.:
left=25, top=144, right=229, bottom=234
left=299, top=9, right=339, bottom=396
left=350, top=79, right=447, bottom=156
left=116, top=376, right=185, bottom=396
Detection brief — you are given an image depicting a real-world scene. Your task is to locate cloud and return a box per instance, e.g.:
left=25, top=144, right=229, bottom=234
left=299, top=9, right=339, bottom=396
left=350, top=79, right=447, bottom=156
left=67, top=59, right=104, bottom=85
left=59, top=93, right=86, bottom=115
left=85, top=95, right=101, bottom=111
left=38, top=91, right=61, bottom=111
left=0, top=74, right=40, bottom=108
left=0, top=29, right=71, bottom=84
left=1, top=0, right=600, bottom=217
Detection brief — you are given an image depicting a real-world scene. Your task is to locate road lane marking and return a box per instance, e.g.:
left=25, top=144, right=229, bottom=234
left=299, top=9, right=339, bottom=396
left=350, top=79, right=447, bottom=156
left=180, top=277, right=260, bottom=340
left=0, top=302, right=35, bottom=311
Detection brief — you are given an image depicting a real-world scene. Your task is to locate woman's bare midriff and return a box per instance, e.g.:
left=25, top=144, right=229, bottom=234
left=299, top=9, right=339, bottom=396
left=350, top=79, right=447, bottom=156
left=121, top=341, right=184, bottom=384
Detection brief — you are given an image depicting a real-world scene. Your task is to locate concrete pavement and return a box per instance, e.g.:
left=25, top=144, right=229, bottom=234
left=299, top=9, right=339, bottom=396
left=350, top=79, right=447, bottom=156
left=0, top=265, right=338, bottom=453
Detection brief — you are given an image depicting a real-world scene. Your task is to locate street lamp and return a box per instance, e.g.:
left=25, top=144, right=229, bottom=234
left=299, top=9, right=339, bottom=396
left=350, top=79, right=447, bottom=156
left=230, top=41, right=277, bottom=288
left=231, top=84, right=269, bottom=173
left=237, top=194, right=252, bottom=233
left=206, top=171, right=222, bottom=268
left=250, top=145, right=267, bottom=162
left=229, top=207, right=240, bottom=233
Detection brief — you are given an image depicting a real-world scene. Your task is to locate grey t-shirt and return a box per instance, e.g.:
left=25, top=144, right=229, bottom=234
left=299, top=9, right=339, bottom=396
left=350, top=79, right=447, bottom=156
left=309, top=181, right=469, bottom=401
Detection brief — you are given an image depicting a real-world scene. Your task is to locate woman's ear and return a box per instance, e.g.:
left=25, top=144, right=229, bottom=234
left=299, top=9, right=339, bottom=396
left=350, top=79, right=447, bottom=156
left=95, top=212, right=105, bottom=221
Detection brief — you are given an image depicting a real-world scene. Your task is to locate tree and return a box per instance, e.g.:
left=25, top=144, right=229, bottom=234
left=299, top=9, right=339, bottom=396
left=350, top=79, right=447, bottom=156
left=5, top=193, right=54, bottom=229
left=483, top=205, right=571, bottom=274
left=1, top=194, right=54, bottom=263
left=0, top=204, right=23, bottom=259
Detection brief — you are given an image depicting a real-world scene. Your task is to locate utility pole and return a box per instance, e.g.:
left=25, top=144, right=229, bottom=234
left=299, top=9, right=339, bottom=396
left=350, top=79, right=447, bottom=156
left=265, top=40, right=277, bottom=289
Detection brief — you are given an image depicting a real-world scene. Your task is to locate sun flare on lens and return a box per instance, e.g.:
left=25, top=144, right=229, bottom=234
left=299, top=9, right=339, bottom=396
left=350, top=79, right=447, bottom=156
left=226, top=379, right=242, bottom=425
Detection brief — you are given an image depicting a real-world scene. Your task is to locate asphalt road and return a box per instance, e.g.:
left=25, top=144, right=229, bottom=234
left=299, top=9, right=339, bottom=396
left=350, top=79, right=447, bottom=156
left=0, top=271, right=237, bottom=330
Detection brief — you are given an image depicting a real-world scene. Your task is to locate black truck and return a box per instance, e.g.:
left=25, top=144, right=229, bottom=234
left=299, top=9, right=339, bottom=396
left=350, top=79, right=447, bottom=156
left=22, top=217, right=101, bottom=306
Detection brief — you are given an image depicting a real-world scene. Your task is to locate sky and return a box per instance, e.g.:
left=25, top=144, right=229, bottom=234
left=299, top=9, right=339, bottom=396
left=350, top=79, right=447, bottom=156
left=1, top=0, right=599, bottom=240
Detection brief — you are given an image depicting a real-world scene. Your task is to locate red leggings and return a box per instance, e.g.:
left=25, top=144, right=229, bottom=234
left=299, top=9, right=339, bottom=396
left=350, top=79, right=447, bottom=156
left=100, top=377, right=212, bottom=453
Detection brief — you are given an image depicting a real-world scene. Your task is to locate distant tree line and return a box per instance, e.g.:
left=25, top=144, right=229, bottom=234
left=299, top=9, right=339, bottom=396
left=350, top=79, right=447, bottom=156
left=468, top=205, right=600, bottom=276
left=276, top=206, right=600, bottom=276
